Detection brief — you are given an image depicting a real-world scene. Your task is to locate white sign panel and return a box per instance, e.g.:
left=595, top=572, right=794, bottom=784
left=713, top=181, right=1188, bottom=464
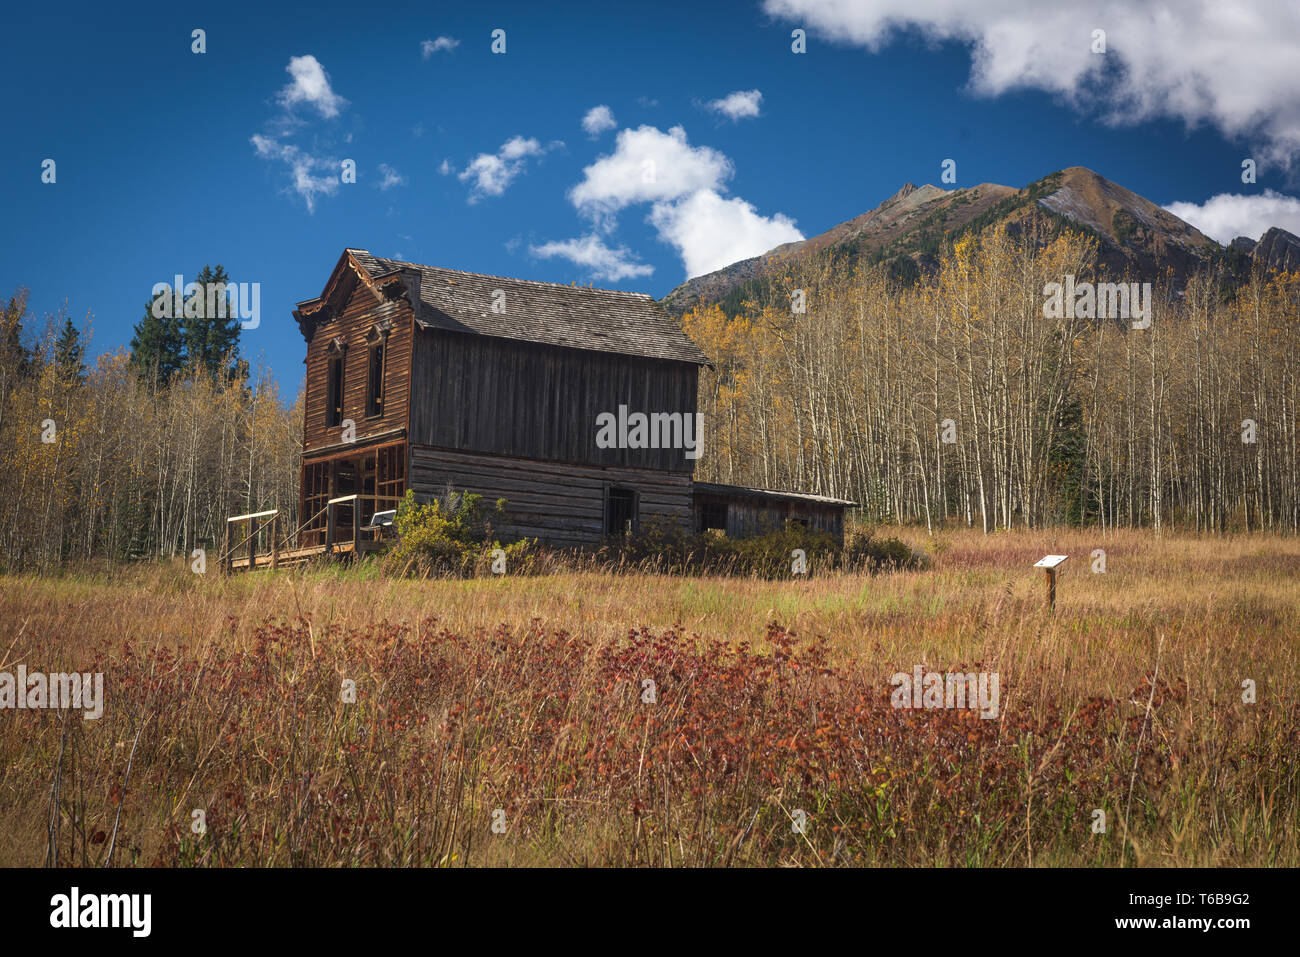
left=1034, top=554, right=1069, bottom=568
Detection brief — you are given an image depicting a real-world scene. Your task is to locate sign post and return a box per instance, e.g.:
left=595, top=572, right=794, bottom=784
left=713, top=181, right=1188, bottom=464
left=1033, top=555, right=1069, bottom=611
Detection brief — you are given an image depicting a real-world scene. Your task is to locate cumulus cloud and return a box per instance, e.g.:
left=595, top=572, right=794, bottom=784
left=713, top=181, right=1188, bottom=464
left=277, top=55, right=347, bottom=118
left=706, top=89, right=763, bottom=121
left=376, top=163, right=405, bottom=190
left=250, top=134, right=339, bottom=212
left=530, top=234, right=654, bottom=282
left=762, top=0, right=1300, bottom=166
left=570, top=125, right=733, bottom=223
left=1165, top=189, right=1300, bottom=244
left=251, top=56, right=353, bottom=211
left=563, top=124, right=802, bottom=278
left=457, top=136, right=560, bottom=202
left=420, top=36, right=459, bottom=58
left=650, top=190, right=802, bottom=277
left=438, top=158, right=453, bottom=175
left=582, top=105, right=617, bottom=138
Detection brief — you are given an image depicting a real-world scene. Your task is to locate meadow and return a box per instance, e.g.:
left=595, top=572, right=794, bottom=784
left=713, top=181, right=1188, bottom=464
left=1, top=526, right=1296, bottom=867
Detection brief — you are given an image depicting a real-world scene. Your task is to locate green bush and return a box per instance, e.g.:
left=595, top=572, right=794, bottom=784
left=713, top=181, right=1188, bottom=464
left=383, top=488, right=538, bottom=577
left=597, top=518, right=843, bottom=577
left=844, top=527, right=925, bottom=571
left=380, top=486, right=926, bottom=578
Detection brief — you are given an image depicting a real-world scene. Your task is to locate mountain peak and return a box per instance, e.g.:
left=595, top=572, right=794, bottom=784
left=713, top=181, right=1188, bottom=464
left=659, top=166, right=1290, bottom=318
left=1254, top=226, right=1300, bottom=273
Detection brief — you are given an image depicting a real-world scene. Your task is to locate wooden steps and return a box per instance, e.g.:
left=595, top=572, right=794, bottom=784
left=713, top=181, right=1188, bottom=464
left=228, top=539, right=387, bottom=571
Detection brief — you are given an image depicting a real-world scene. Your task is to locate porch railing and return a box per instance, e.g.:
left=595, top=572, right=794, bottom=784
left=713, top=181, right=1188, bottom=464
left=305, top=493, right=404, bottom=550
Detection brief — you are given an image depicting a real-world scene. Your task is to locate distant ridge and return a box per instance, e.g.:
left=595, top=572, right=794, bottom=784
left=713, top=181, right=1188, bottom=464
left=661, top=167, right=1299, bottom=316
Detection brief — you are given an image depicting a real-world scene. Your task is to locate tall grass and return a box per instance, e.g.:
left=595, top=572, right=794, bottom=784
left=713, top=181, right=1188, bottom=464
left=0, top=527, right=1296, bottom=866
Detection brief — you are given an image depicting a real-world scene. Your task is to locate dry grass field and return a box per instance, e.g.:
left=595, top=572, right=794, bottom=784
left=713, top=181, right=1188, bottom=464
left=1, top=526, right=1296, bottom=867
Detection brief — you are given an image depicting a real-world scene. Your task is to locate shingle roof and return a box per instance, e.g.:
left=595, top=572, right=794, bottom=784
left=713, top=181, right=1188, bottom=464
left=348, top=249, right=711, bottom=366
left=693, top=481, right=857, bottom=508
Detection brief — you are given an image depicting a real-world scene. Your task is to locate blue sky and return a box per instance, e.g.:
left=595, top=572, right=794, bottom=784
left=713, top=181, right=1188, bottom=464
left=3, top=0, right=1298, bottom=396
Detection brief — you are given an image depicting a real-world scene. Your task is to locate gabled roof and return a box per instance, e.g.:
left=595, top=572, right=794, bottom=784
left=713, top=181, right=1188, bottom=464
left=295, top=248, right=711, bottom=366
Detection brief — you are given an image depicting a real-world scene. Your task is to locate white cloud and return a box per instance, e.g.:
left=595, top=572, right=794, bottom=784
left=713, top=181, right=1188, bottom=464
left=561, top=123, right=802, bottom=278
left=1165, top=190, right=1300, bottom=244
left=582, top=105, right=617, bottom=138
left=277, top=55, right=347, bottom=118
left=457, top=136, right=559, bottom=202
left=250, top=134, right=339, bottom=212
left=706, top=89, right=763, bottom=121
left=376, top=163, right=405, bottom=190
left=420, top=36, right=459, bottom=58
left=650, top=189, right=803, bottom=278
left=570, top=125, right=733, bottom=224
left=762, top=0, right=1300, bottom=167
left=530, top=234, right=655, bottom=282
left=438, top=158, right=453, bottom=175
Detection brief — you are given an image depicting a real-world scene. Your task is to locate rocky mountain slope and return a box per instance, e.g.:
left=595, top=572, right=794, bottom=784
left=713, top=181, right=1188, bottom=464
left=661, top=167, right=1297, bottom=316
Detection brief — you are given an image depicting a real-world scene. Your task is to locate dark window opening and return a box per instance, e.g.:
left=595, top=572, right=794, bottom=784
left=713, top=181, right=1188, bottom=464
left=366, top=341, right=385, bottom=418
left=375, top=444, right=406, bottom=516
left=699, top=502, right=728, bottom=533
left=301, top=460, right=330, bottom=541
left=327, top=355, right=344, bottom=427
left=362, top=456, right=377, bottom=524
left=605, top=487, right=638, bottom=536
left=299, top=442, right=407, bottom=549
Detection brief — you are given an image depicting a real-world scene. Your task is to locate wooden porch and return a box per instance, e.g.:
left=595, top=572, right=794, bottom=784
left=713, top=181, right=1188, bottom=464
left=219, top=493, right=397, bottom=573
left=227, top=538, right=389, bottom=570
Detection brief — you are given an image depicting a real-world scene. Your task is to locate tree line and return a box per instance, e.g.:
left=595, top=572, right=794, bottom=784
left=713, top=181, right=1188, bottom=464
left=5, top=229, right=1296, bottom=573
left=0, top=269, right=300, bottom=571
left=684, top=225, right=1300, bottom=533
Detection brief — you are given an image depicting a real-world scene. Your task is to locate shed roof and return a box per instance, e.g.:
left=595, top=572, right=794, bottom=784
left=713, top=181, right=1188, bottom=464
left=315, top=249, right=711, bottom=366
left=692, top=481, right=857, bottom=508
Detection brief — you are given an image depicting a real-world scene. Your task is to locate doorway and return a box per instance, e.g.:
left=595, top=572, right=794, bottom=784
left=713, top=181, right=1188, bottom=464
left=605, top=486, right=638, bottom=536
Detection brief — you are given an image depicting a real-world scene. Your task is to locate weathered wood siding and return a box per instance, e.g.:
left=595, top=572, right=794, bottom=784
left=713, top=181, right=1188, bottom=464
left=692, top=491, right=846, bottom=543
left=409, top=445, right=692, bottom=545
left=410, top=329, right=698, bottom=471
left=302, top=274, right=413, bottom=453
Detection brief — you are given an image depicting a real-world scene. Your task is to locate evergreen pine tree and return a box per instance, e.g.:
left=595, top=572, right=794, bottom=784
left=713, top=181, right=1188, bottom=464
left=182, top=264, right=243, bottom=379
left=54, top=315, right=86, bottom=382
left=1, top=288, right=33, bottom=384
left=129, top=290, right=185, bottom=387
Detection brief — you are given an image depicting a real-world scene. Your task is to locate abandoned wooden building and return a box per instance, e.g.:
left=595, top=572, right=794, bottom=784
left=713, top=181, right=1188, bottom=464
left=693, top=482, right=853, bottom=539
left=288, top=248, right=853, bottom=553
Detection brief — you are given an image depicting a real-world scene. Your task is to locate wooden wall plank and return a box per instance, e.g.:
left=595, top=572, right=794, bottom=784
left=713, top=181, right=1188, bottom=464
left=409, top=444, right=692, bottom=544
left=302, top=276, right=413, bottom=454
left=410, top=329, right=699, bottom=472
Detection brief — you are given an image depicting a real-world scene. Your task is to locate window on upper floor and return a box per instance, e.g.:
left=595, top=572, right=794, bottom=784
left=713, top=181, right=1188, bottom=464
left=366, top=339, right=385, bottom=418
left=326, top=351, right=344, bottom=427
